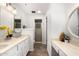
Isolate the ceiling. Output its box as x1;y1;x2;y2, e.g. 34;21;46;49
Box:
12;3;50;14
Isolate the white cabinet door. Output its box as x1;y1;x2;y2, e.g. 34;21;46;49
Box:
23;38;29;56
52;43;59;53
17;41;25;56
59;49;66;56
22;29;34;51
17;38;29;56
29;30;34;51
52;42;67;56
1;46;17;56
1;38;29;56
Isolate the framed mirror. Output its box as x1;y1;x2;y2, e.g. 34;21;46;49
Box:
67;5;79;39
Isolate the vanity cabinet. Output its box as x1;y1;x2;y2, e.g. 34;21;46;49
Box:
52;41;66;56
1;46;18;56
17;38;29;56
52;46;59;56
59;49;66;56
52;38;79;56
17;42;24;56
0;37;29;56
52;43;59;53
23;38;29;55
52;45;66;56
22;28;35;51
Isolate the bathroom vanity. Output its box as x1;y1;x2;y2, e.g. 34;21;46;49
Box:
52;38;79;56
0;35;30;56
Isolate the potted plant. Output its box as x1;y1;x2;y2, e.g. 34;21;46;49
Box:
0;25;13;39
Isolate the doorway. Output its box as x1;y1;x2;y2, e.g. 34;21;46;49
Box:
27;19;48;56
35;19;42;43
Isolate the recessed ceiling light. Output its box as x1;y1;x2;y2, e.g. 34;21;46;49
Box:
37;10;41;13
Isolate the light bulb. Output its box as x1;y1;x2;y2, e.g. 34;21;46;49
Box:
37;10;41;13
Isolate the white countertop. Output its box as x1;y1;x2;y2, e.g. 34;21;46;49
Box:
52;39;79;56
0;35;29;55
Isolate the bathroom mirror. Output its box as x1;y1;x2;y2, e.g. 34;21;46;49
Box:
67;5;79;38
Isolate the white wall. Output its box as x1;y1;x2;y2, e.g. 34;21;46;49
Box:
14;6;29;28
26;14;46;44
15;5;47;44
46;4;66;55
46;3;75;56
